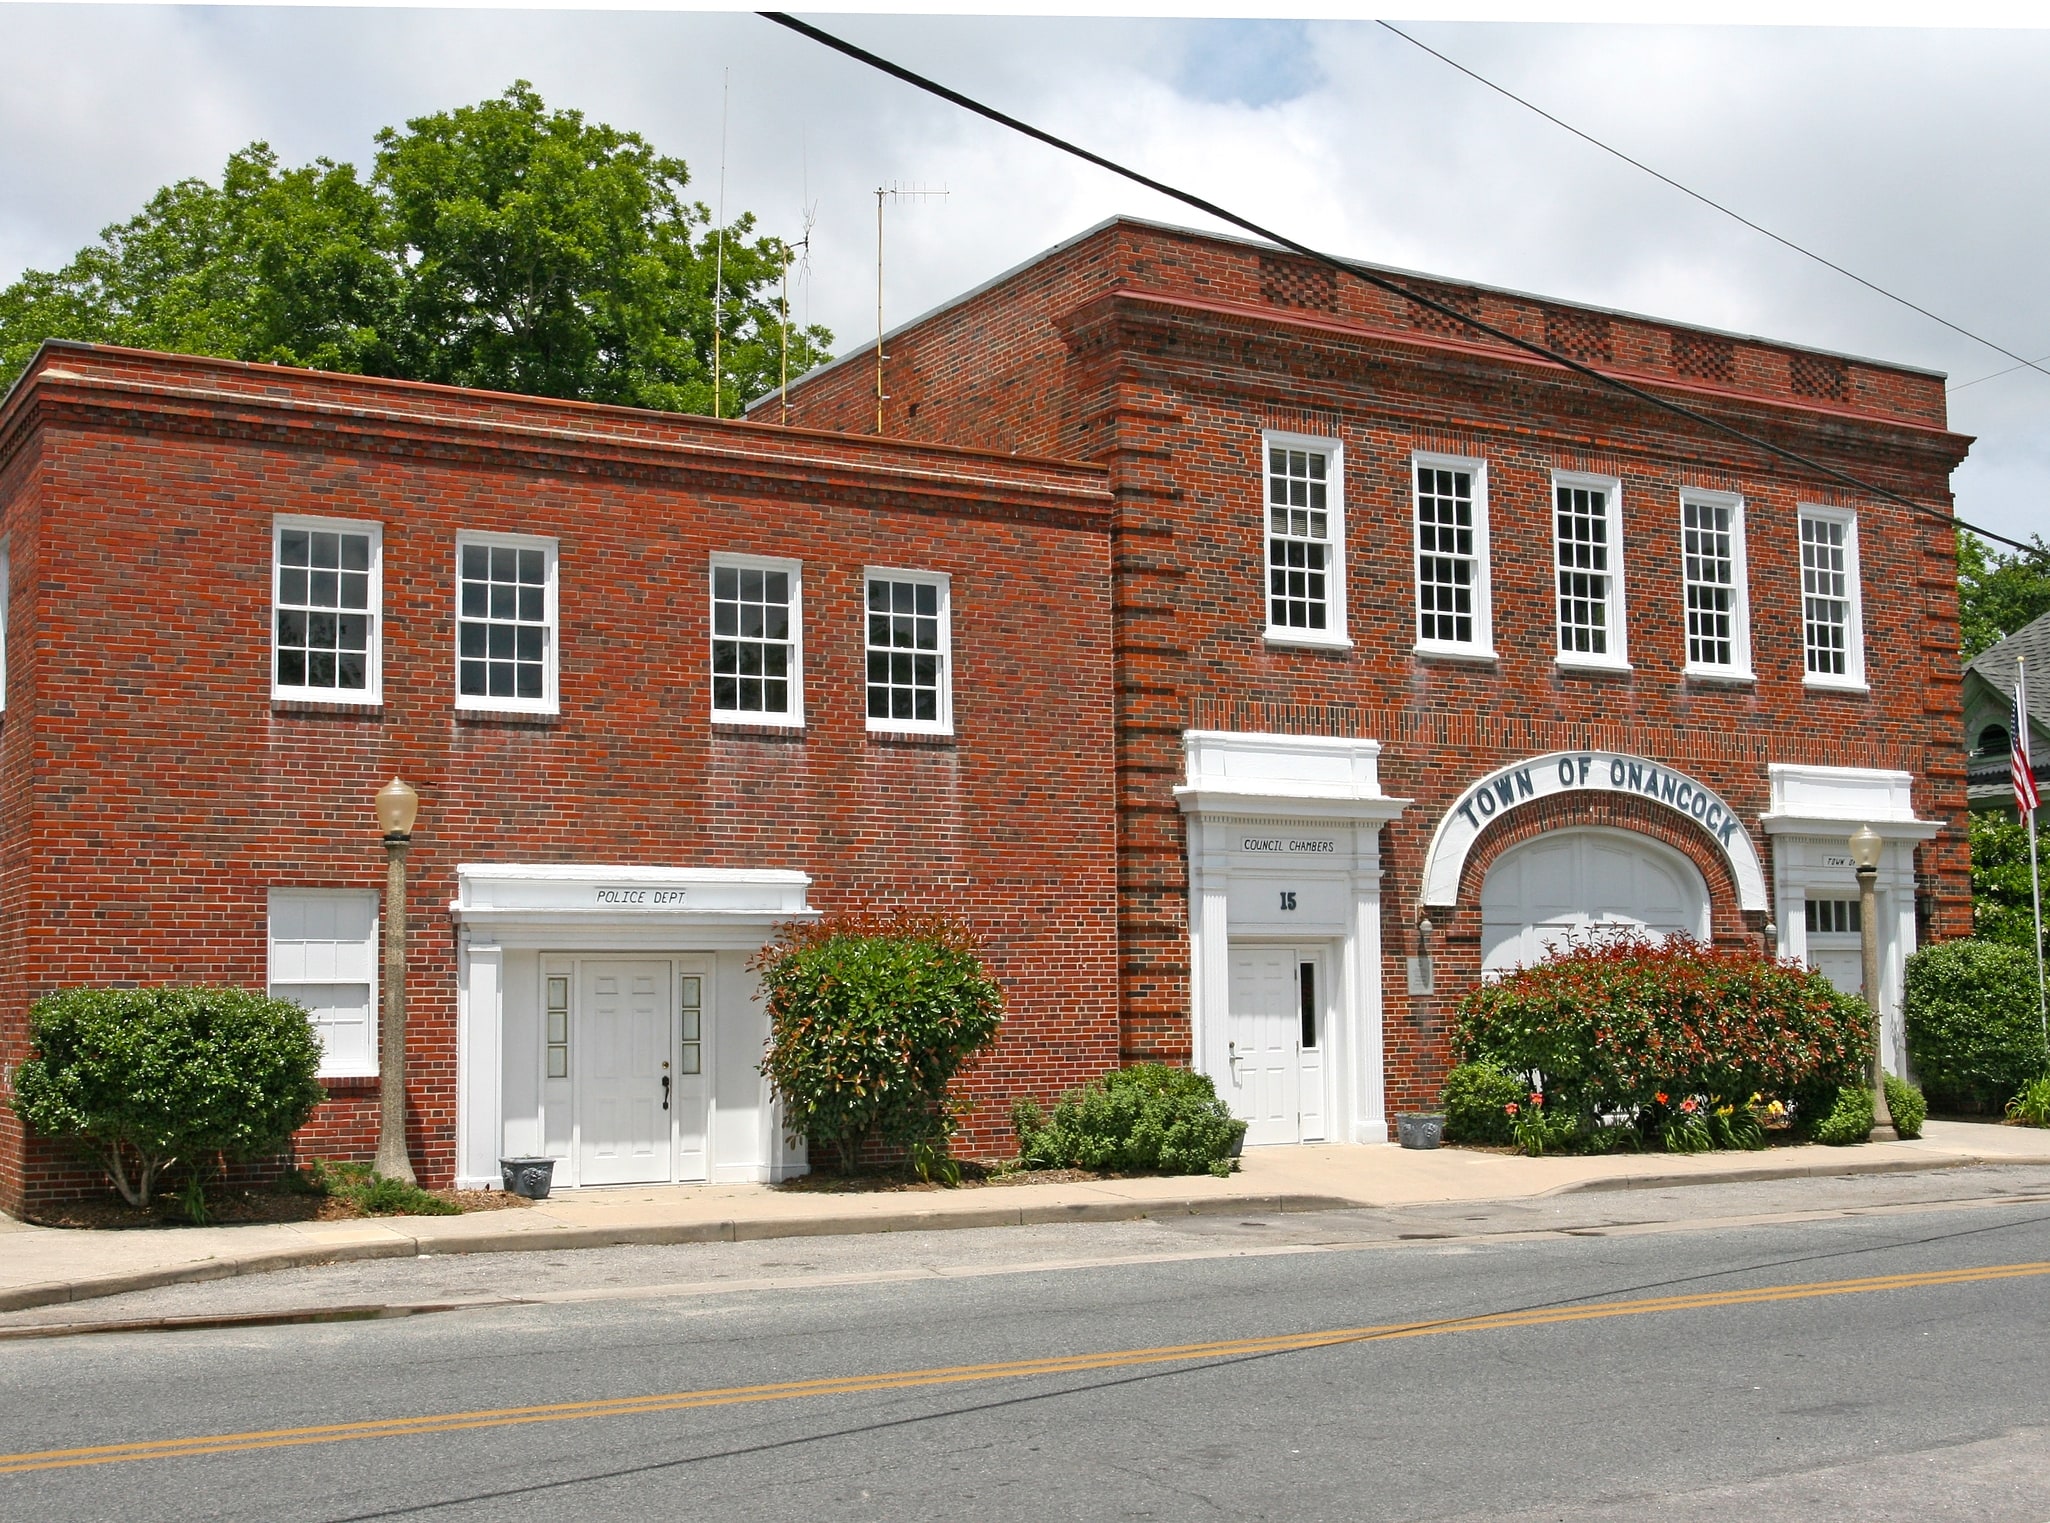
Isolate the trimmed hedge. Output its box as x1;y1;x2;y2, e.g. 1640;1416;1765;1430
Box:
1885;1073;1927;1140
1013;1064;1245;1178
1440;1061;1522;1144
11;986;325;1207
754;913;1003;1174
1454;932;1871;1126
1903;939;2047;1112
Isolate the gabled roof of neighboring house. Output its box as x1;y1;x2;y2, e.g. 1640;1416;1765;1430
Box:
1966;608;2050;728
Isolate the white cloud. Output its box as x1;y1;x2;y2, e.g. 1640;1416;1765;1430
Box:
1;8;2044;542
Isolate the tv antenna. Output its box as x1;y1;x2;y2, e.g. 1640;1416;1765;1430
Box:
777;202;816;426
875;182;948;434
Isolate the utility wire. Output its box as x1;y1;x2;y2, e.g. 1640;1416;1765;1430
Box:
1952;350;2050;394
759;12;2032;555
1376;20;2050;396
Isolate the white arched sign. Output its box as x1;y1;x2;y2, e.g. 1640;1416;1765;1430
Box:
1419;750;1768;912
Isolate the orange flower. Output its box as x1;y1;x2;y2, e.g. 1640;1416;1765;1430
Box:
1530;1091;1544;1106
1505;1102;1520;1116
1656;1092;1669;1105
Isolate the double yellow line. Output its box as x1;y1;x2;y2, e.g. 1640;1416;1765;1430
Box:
6;1257;2047;1477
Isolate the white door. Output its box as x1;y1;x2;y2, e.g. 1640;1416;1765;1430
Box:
577;960;673;1186
1225;946;1325;1146
1480;828;1711;977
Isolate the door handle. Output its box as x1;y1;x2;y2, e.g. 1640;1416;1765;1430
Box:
1228;1040;1238;1069
661;1073;672;1112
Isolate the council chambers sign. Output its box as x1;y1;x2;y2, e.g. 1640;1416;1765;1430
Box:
1419;750;1768;911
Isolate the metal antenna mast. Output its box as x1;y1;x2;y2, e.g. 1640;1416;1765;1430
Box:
778;203;815;426
874;182;947;434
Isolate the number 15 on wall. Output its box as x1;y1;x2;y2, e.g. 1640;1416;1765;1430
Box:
1279;891;1297;911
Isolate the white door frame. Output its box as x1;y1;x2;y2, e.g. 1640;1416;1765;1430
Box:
1177;731;1412;1146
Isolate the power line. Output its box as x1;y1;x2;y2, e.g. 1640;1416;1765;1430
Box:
1376;20;2050;396
1952;350;2050;394
758;12;2032;557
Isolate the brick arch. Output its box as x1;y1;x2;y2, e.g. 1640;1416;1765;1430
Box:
1449;789;1760;948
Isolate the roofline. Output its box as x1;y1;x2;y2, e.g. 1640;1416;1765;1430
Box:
754;212;1949;414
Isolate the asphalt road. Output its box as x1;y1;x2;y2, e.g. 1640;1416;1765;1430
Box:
6;1170;2050;1522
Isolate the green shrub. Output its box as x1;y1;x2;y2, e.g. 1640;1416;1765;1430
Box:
1014;1064;1245;1178
754;913;1004;1173
1884;1073;1927;1139
1811;1084;1875;1146
1506;1092;1579;1157
1454;932;1870;1123
1441;1061;1523;1144
1903;940;2048;1111
294;1158;459;1216
2007;1074;2050;1128
11;987;325;1208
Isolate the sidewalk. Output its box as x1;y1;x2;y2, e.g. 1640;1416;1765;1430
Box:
4;1119;2048;1314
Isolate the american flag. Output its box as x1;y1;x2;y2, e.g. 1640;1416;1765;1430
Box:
2018;676;2041;818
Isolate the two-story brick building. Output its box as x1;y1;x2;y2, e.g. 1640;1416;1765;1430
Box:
768;216;1967;1144
0;346;1119;1212
0;214;1972;1209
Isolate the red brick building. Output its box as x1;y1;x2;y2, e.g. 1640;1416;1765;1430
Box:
0;345;1119;1211
770;217;1966;1145
0;214;1973;1207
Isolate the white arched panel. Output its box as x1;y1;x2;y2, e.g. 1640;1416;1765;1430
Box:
1480;828;1711;977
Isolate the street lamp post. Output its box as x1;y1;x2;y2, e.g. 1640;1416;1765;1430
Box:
1850;823;1897;1143
374;777;420;1184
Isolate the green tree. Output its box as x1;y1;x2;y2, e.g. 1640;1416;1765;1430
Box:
1970;810;2050;957
0;82;828;414
1958;531;2050;660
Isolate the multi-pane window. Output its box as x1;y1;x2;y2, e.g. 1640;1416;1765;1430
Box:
866;572;950;731
268;890;377;1078
1414;459;1489;653
274;520;378;700
1553;477;1625;664
457;535;556;711
1799;509;1863;684
1805;898;1862;935
1264;438;1342;640
1681;494;1749;675
711;557;801;722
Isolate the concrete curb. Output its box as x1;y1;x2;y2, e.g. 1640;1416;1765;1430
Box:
0;1192;1362;1315
1543;1152;1988;1195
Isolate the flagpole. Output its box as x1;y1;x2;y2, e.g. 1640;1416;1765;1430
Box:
2022;655;2047;1038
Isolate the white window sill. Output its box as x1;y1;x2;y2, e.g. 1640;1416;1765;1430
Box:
456;701;559;718
867;722;954;738
1684;666;1756;684
318;1069;380;1082
712;712;805;728
273;690;382;706
1803;676;1871;694
1414;642;1499;664
1555;654;1632;674
1264;630;1353;651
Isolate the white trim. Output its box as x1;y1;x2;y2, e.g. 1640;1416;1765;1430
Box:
454;531;559;716
1797;504;1867;690
267;887;380;1079
1260;429;1348;649
1678;488;1754;681
1411;452;1496;661
709;553;804;727
271;515;383;704
1551;470;1630;672
863;566;953;735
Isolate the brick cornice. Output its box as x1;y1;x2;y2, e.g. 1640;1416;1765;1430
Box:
1056;289;1974;483
0;345;1114;532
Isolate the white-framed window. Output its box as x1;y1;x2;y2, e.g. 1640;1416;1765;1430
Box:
456;533;558;713
1412;454;1493;658
710;554;803;725
1679;490;1752;678
865;569;952;733
273;517;381;703
268;889;378;1078
1262;431;1348;646
1798;506;1866;688
1552;471;1628;669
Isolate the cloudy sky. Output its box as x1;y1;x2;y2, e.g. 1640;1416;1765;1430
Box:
2;4;2045;544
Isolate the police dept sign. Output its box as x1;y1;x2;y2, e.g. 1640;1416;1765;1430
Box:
1420;750;1768;911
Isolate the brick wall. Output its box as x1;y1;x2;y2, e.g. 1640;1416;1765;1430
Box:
0;346;1120;1210
778;216;1974;1122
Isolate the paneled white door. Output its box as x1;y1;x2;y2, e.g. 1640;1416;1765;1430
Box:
1227;946;1323;1147
577;960;673;1186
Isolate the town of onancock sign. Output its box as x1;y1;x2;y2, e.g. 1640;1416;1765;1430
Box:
1419;751;1770;911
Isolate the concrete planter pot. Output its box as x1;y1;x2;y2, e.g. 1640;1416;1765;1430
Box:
499;1156;557;1199
1396;1113;1446;1150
